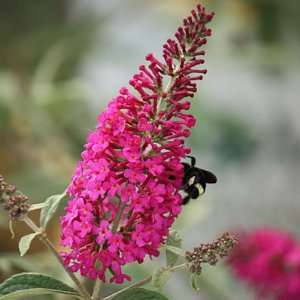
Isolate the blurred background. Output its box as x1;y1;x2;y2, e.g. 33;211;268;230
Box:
0;0;300;299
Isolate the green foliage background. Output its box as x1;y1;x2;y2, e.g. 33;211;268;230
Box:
0;0;300;299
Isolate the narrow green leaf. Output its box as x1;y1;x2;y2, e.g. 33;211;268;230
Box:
8;221;15;239
112;288;169;300
152;268;171;291
166;230;182;267
18;233;40;257
0;273;80;300
40;191;66;229
190;273;201;292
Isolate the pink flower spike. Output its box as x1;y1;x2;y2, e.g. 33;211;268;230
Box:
60;4;215;284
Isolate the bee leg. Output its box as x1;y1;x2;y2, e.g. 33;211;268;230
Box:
186;155;196;167
185;185;199;199
182;196;190;205
191;157;196;167
181;183;189;190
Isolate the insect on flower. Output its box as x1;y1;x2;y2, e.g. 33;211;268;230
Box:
181;156;217;205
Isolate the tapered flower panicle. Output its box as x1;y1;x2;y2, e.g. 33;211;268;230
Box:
61;4;214;283
228;228;300;300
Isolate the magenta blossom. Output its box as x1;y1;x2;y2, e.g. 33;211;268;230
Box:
60;4;214;283
227;228;300;300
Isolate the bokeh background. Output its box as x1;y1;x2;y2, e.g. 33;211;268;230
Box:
1;0;300;299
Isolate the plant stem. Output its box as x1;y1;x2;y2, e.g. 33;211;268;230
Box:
91;200;125;300
103;263;187;300
23;216;91;300
104;275;152;300
91;279;102;300
112;202;125;233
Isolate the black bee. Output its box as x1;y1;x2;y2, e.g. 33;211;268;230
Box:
181;156;217;205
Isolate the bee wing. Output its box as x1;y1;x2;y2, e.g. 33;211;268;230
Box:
201;169;217;184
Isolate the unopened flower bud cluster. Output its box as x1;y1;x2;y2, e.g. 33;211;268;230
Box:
0;175;30;220
186;232;237;274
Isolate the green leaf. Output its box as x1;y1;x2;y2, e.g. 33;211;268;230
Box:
112;288;169;300
152;268;171;291
166;230;182;267
40;191;66;229
190;273;201;292
18;233;40;257
0;273;80;299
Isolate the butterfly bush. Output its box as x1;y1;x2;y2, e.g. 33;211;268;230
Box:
60;4;214;284
228;228;300;300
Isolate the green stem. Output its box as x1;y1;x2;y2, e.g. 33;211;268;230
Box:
112;201;125;233
91;279;102;300
23;216;91;300
103;263;187;300
91;199;125;300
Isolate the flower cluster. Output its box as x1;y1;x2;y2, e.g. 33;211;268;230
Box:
0;174;30;220
227;228;300;300
60;4;214;284
186;232;237;274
